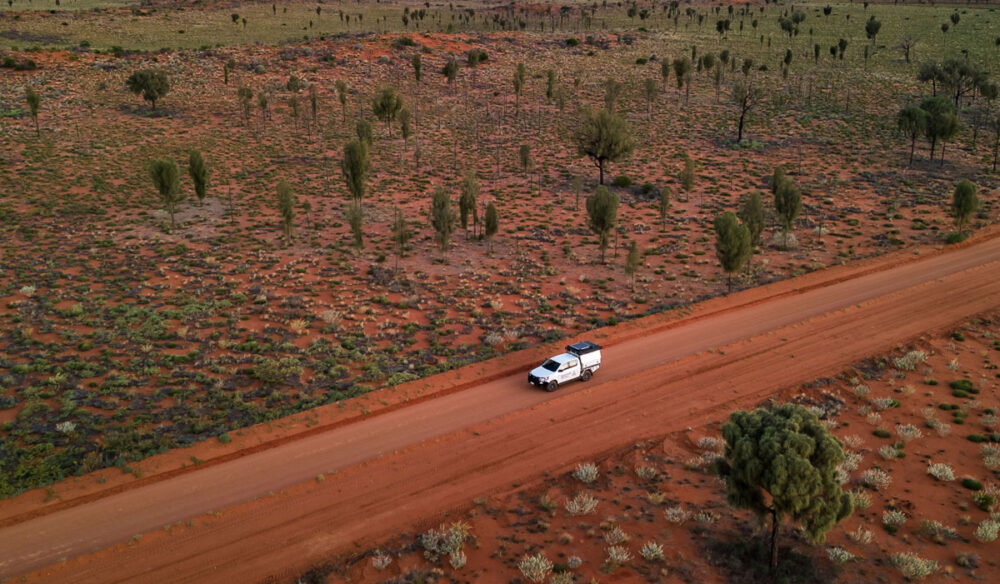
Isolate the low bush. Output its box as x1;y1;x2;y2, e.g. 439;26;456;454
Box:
961;477;983;491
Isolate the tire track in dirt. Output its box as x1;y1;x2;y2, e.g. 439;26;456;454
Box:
5;235;1000;583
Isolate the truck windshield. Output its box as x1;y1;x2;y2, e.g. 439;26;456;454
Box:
540;359;559;372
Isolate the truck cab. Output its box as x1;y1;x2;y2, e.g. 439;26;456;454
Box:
528;341;602;392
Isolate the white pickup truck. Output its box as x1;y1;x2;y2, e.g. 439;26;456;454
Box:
528;341;602;392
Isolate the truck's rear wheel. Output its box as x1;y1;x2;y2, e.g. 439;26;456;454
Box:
545;381;559;392
581;369;592;382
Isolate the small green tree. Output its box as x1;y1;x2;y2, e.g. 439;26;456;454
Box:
459;170;479;239
126;69;170;110
586;185;619;264
738;191;765;257
951;179;980;235
680;154;695;200
519;144;532;178
920;96;958;162
574;107;635;185
443;59;459;88
672;57;692;104
237;86;253;124
346;200;363;248
513;62;526;111
430;187;456;252
355;118;373;146
546;69;556;102
276;179;295;243
372;86;403;136
188;150;209;205
25;86;40;137
335;80;348;122
773;173;801;250
643;77;658;120
658;186;671;232
717;404;853;571
148;158;182;229
341;139;370;204
625;240;641;290
484;201;499;252
224;58;236;85
713;212;751;292
897;106;928;166
864;16;881;46
411;54;422;83
732;77;762;144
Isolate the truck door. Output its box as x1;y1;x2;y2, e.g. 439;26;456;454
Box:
561;360;579;382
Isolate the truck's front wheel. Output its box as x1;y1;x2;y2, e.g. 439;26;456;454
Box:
581;369;592;382
545;380;559;392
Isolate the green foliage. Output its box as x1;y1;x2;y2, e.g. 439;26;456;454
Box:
714;212;751;291
442;59;459;85
897;106;928;165
188;150;208;204
237;85;253;123
391;205;411;269
430;187;456;252
680;154;695;194
513;62;526;107
625;240;640;288
25;86;41;136
458;170;479;236
574;107;635;185
355;118;373;146
773;170;801;249
484;201;499;251
919;97;958;161
346;200;363;248
962;477;984;491
586;185;619;264
951;179;979;234
126;69;170;109
148;158;183;228
738;192;765;249
341;139;370;203
276;179;295;243
371;86;402;135
252;357;303;386
718;404;853;570
411;53;422;82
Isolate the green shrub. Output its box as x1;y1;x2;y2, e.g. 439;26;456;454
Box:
974;492;996;512
951;331;965;342
968;434;987;443
953;390;969;398
612;175;632;188
566;37;579;47
873;429;891;438
962;478;984;491
218;433;232;444
949;379;974;391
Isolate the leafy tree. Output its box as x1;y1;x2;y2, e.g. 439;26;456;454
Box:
484;201;499;252
391;205;411;272
717;404;853;571
680;154;695;199
346;201;363;248
738;191;765;253
126;69;169;110
714;212;751;292
372;86;402;136
411;54;422;83
356;118;373;146
917;61;942;96
672;57;692;104
940;58;988;109
149;158;183;229
586;185;619;264
224;58;236;85
897;106;928;166
25;86;40;137
341;139;370;204
276;179;295;244
837;38;848;60
513;62;526;110
237;86;254;124
574;107;635;185
920;96;958;162
660;59;670;90
399;108;412;152
732;77;762;144
459;170;479;239
951;179;980;235
430;187;456;252
897;36;917;64
864;16;881;46
603;78;624;111
257;91;270;124
546;69;556;102
625;240;641;290
188;150;209;205
773;172;801;249
285;75;302;93
287;94;301;129
443;59;459;87
658;186;671;232
519;144;532;178
335;80;348;122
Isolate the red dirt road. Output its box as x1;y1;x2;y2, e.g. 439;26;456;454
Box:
4;234;1000;583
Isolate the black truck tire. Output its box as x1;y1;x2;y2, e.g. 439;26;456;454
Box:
581;369;592;382
546;380;559;392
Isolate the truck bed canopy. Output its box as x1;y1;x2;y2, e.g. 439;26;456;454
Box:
566;341;601;355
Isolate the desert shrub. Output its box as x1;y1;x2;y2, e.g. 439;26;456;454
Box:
918;520;958;542
605;545;632;565
872;429;891;438
572;462;598;483
950;379;975;392
891;553;938;580
896;424;923;442
962;477;984;490
826;547;855;563
421;521;470;564
847;525;873;544
850;489;872;510
862;468;891;491
893;351;927;371
612;175;632;187
975;520;1000;542
566;556;583;569
878;445;901;460
518;552;553;583
218;433;232;444
872;397;898;411
635;465;658;480
639;541;664;561
974;491;997;512
664;505;689;524
883;509;907;534
852;384;870;398
927;463;955;481
697;436;726;452
371;550;392;570
840;451;863;472
603;525;629;545
982;444;1000;469
565;492;599;515
251;357;303;385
